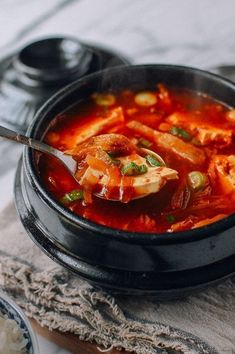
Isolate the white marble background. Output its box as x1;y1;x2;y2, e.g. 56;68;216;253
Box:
0;0;235;353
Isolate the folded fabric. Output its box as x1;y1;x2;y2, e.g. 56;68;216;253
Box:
0;202;234;354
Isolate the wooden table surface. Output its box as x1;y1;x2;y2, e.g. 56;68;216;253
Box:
31;320;129;354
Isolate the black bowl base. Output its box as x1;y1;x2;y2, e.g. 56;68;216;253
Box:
14;159;235;298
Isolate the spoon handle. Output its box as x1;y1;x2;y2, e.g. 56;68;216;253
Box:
0;125;61;158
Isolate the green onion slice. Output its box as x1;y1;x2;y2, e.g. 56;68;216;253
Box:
170;126;192;141
61;189;84;204
138;137;152;148
106;152;121;166
138;164;148;174
166;214;176;224
187;171;206;191
93;93;116;106
145;154;163;167
121;162;148;176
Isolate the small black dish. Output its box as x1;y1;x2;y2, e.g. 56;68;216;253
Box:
13;37;93;87
15;64;235;297
0;36;129;132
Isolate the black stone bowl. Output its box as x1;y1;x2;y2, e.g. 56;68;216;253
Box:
15;65;235;297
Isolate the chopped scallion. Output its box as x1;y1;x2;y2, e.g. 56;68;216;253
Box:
93;93;116;106
107;152;121;166
170;126;192;141
121;162;148;176
134;91;157;107
166;214;175;224
121;162;138;176
138;137;152;148
138;164;148;174
60;189;84;204
146;154;163;167
187;171;206;191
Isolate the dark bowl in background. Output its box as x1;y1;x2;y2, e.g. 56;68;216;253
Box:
14;65;235;297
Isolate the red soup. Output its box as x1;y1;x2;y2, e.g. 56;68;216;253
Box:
38;84;235;233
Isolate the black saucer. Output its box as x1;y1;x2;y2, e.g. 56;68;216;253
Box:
14;158;235;298
0;37;129;133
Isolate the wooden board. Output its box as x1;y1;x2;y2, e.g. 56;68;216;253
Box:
31;320;130;354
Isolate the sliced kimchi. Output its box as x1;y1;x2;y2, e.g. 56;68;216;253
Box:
208;155;235;194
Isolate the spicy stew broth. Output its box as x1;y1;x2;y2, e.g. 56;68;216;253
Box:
38;85;235;233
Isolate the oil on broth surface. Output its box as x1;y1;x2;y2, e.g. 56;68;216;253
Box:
38;85;235;233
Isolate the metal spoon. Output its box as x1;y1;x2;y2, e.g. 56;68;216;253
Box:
0;125;78;175
0;125;174;201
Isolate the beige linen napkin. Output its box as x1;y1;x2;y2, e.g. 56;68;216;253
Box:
0;202;234;354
